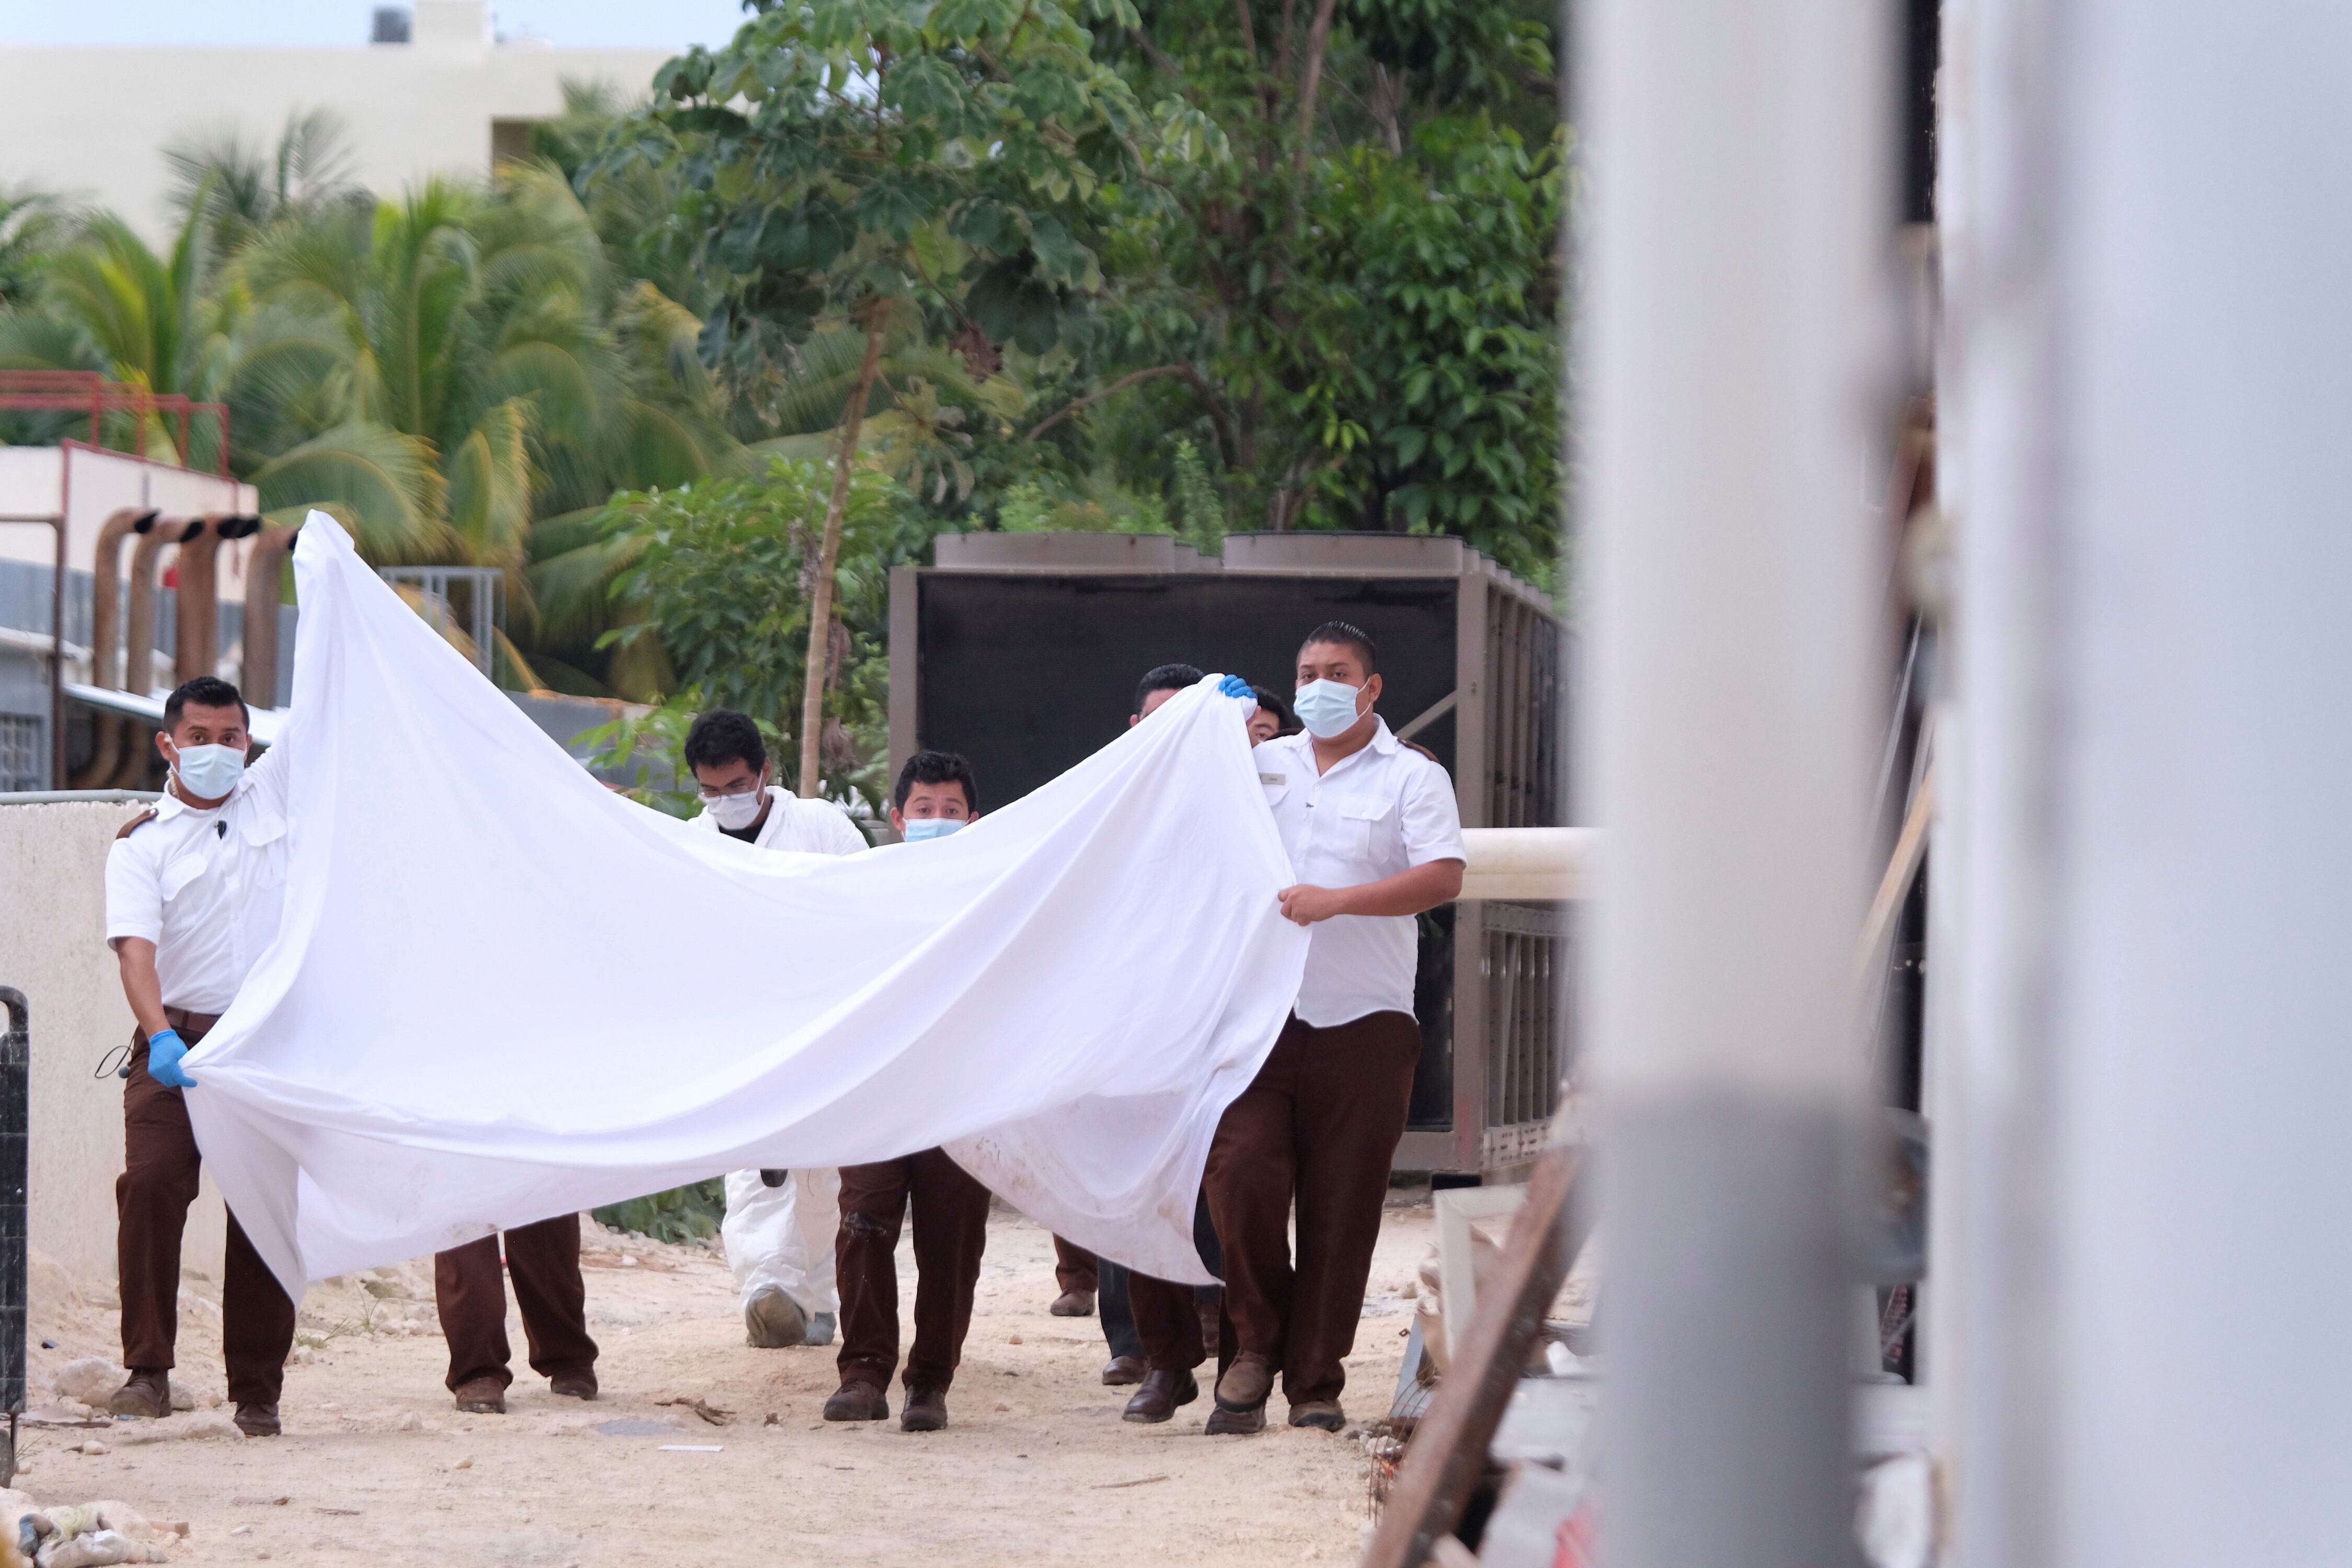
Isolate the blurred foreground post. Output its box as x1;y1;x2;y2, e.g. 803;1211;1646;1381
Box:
1935;2;2352;1564
1583;1;1883;1566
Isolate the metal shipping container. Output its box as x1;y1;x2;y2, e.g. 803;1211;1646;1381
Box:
887;531;1570;1174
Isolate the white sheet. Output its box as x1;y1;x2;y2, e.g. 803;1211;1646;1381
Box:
185;514;1305;1294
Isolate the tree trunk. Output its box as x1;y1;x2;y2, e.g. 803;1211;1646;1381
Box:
797;324;886;797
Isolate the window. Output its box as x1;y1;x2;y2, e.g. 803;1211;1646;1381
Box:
0;713;44;792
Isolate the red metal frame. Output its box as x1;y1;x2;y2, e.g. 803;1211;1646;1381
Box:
0;370;231;478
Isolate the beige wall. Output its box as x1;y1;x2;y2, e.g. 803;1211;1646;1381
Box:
0;9;674;239
0;798;226;1284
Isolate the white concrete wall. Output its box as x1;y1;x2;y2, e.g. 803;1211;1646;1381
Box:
0;3;674;235
0;798;227;1285
0;445;257;579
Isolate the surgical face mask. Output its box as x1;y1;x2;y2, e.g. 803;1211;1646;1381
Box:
901;817;965;843
171;742;246;800
705;787;766;832
1292;678;1367;740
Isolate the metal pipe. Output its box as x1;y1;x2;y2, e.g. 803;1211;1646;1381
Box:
1582;1;1884;1566
113;518;200;788
172;518;225;686
241;524;297;708
69;508;158;789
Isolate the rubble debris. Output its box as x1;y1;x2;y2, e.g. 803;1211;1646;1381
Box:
655;1398;732;1427
1;1496;172;1567
51;1363;127;1406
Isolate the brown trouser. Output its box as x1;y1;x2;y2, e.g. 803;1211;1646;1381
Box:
1052;1236;1097;1296
1203;1010;1420;1404
836;1147;991;1393
116;1009;297;1408
434;1215;598;1392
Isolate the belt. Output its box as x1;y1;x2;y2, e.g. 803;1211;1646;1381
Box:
163;1006;222;1035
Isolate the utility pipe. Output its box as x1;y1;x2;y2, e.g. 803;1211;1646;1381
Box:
171;518;225;687
69;508;159;790
114;518;201;788
240;524;297;709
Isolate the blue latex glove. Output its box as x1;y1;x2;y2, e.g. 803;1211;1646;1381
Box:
147;1028;199;1090
1217;674;1253;700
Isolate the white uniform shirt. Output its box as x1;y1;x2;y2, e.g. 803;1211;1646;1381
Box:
104;746;293;1016
687;785;869;856
1254;719;1467;1027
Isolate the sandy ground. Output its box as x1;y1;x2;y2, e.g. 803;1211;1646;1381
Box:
11;1195;1437;1565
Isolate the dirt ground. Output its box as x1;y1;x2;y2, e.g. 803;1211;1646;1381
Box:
11;1194;1437;1565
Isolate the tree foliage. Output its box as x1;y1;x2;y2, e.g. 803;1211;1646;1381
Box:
586;455;929;804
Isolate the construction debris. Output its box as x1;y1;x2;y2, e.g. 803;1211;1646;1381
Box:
0;1494;173;1567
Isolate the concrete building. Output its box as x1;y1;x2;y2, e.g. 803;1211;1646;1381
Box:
0;1;676;234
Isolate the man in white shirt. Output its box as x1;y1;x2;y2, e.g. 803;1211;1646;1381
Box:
1198;621;1466;1435
102;676;297;1437
684;708;869;1351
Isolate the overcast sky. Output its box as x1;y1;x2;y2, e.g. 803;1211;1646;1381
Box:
0;1;752;50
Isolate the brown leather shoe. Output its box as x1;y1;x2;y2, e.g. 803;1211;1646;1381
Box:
1048;1288;1096;1318
1204;1401;1266;1435
1101;1355;1147;1387
233;1402;282;1437
549;1369;598;1401
1213;1351;1274;1412
107;1369;170;1420
1287;1399;1346;1431
1121;1368;1198;1424
901;1386;948;1432
453;1376;508;1414
823;1379;889;1422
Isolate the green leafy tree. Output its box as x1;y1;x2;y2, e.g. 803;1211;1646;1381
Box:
602;0;1164;793
586;455;929;804
1022;0;1565;578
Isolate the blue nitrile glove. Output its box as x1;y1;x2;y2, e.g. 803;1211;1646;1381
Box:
147;1028;199;1090
1217;674;1253;700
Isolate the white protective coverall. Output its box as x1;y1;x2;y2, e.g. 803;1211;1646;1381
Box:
686;787;867;1320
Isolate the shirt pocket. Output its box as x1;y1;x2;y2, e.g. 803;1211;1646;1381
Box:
241;810;290;888
159;845;211;902
1336;793;1396;863
1259;769;1292;810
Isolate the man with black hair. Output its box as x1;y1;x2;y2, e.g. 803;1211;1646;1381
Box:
826;749;990;1432
1194;619;1465;1435
683;708;869;1352
102;676;297;1436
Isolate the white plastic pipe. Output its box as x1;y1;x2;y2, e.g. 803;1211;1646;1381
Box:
1456;827;1595;902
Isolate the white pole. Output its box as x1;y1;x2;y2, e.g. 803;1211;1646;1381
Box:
1936;2;2352;1564
1582;1;1884;1565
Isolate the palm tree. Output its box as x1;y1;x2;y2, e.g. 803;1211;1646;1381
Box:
224;164;736;686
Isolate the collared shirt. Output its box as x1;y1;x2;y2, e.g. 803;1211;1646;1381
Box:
104;746;293;1015
688;785;869;857
1254;718;1466;1027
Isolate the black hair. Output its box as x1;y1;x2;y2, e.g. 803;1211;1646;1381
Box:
1299;620;1378;677
1133;662;1205;716
1251;686;1297;732
683;709;766;775
163;675;249;732
893;749;978;814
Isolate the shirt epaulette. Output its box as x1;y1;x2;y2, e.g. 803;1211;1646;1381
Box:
1402;740;1443;766
115;808;157;840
